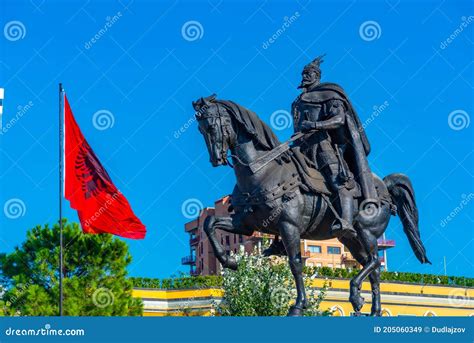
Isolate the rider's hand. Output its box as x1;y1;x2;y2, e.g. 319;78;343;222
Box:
301;120;316;132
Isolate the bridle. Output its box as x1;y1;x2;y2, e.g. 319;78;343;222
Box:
198;102;234;168
215;104;233;168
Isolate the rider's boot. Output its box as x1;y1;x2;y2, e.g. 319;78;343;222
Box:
331;188;357;239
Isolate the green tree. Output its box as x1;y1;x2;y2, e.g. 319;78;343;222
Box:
214;251;331;316
0;220;142;316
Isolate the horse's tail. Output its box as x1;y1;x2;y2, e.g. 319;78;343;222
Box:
383;173;431;264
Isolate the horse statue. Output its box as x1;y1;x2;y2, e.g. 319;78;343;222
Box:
192;94;430;316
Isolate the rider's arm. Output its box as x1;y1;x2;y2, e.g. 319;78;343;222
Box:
313;99;346;130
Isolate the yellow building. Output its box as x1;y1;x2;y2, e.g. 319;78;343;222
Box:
133;278;474;317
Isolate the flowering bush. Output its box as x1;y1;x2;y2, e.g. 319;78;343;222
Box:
214;252;331;316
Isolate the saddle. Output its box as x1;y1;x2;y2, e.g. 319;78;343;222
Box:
289;146;330;195
230;144;391;211
230;147;330;209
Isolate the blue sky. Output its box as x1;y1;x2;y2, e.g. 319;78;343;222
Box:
1;0;472;279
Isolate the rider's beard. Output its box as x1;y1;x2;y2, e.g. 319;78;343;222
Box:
298;78;319;91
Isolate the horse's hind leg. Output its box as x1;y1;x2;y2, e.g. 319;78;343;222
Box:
348;231;381;315
339;234;381;316
203;215;253;270
368;267;381;316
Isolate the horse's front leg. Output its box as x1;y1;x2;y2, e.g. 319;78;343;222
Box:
203;215;253;270
280;221;307;316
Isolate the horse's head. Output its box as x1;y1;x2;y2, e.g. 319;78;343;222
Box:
193;94;236;167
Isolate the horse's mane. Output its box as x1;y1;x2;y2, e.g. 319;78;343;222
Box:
216;100;280;150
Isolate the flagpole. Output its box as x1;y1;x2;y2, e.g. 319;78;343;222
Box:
59;83;64;316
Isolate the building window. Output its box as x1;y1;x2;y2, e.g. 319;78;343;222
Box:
308;245;321;253
239;235;243;243
200;242;203;255
225;236;230;246
234;235;236;244
328;246;341;254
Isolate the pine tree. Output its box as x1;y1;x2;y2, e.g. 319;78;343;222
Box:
0;220;142;316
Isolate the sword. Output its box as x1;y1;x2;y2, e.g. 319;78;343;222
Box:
248;132;305;174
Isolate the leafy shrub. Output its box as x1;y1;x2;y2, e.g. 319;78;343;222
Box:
214;253;331;317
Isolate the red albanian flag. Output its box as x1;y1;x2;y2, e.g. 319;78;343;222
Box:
64;96;146;239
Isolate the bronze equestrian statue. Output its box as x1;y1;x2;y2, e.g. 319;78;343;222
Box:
192;56;430;316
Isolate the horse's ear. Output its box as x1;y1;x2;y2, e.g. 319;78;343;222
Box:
202;93;217;106
193;97;206;112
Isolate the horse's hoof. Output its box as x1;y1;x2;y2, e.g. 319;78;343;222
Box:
262;241;286;257
287;305;304;317
225;257;238;270
370;311;382;317
350;295;365;312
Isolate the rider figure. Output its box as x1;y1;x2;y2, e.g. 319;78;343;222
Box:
291;55;378;238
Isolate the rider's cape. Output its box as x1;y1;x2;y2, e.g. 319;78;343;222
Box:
297;82;377;200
